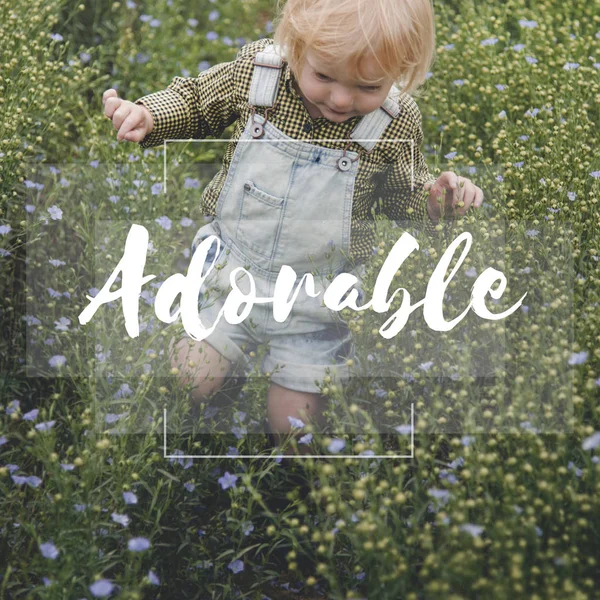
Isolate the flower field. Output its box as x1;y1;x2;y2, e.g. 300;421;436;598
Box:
1;0;599;598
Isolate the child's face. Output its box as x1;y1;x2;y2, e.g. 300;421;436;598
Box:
294;49;395;122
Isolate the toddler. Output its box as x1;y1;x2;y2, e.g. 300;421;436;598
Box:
103;0;483;455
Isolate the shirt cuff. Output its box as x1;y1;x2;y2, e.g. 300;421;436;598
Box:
134;88;195;149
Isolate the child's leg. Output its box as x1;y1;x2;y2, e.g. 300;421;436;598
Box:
169;337;231;404
266;382;327;457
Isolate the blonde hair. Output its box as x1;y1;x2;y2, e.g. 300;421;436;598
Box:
273;0;435;97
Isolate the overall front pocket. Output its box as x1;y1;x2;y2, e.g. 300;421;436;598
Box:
236;179;285;258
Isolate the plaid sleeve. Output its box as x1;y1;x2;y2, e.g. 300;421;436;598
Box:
134;59;240;148
376;99;440;238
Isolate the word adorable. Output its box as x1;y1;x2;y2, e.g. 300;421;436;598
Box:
78;224;526;340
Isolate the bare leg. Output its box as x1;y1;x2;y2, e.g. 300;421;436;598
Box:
266;382;327;457
168;337;231;404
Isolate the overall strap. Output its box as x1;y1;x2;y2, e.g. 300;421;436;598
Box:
248;43;284;107
350;86;402;152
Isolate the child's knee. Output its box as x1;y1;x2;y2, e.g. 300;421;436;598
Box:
168;337;231;402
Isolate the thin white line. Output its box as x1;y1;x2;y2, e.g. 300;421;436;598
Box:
163;138;414;143
162;404;415;459
163;140;167;195
411;401;415;458
410;139;415;191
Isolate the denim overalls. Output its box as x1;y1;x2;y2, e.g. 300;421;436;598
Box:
187;44;401;393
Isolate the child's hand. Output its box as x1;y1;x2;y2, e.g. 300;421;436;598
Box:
102;88;154;143
424;172;484;223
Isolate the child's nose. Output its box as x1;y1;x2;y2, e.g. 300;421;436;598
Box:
330;87;354;110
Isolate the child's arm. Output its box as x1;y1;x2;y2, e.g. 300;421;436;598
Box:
108;41;271;148
132;57;241;149
375;101;440;237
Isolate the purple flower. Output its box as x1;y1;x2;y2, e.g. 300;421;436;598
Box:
184;177;200;189
591;171;600;178
23;408;39;421
242;521;254;536
518;19;537;28
184;482;195;492
35;420;56;432
54;317;71;331
0;435;7;446
582;431;600;450
563;62;580;70
198;61;211;71
461;435;475;446
48;205;63;220
443;43;455;50
148;570;160;585
12;475;42;487
453;79;465;86
568;351;588;365
568;192;577;201
114;383;133;399
25;204;35;213
218;472;238;490
206;31;218;41
495;84;506;91
89;579;114;597
460;523;484;537
49;259;66;267
481;37;498;46
150;183;162;195
49;355;66;368
123;491;138;504
419;361;434;371
155;216;172;231
40;542;59;559
525;56;538;64
0;225;11;235
110;513;131;529
444;151;457;159
128;537;151;551
208;9;219;20
7;399;20;414
525;229;539;238
394;424;412;435
187;18;198;26
149;18;161;27
328;438;345;453
299;433;313;445
60;463;74;471
287;416;305;429
228;559;244;574
50;33;64;42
